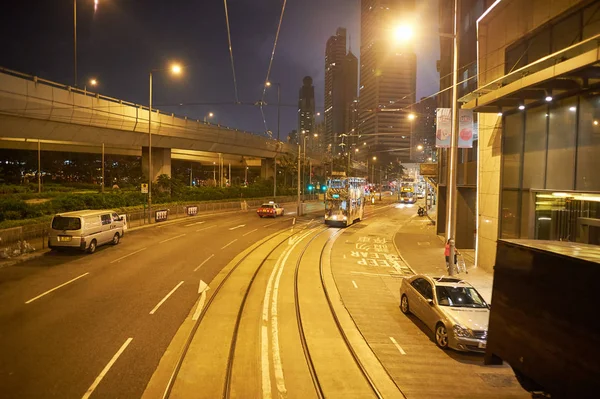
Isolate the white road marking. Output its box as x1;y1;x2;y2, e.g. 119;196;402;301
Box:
243;228;258;236
390;336;407;355
196;225;216;232
110;247;147;264
350;271;402;277
185;221;206;227
220;239;238;250
192;280;210;321
194;254;214;272
228;224;246;231
149;281;184;314
81;337;133;399
352;280;358;289
159;234;186;244
264;221;279;227
25;273;89;304
261;324;272;399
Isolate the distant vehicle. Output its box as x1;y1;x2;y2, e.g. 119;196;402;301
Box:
399;183;418;204
256;202;284;218
417;190;425;199
400;275;489;352
325;176;366;227
48;210;125;254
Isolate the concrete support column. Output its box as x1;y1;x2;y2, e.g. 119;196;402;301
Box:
142;146;171;182
260;158;275;180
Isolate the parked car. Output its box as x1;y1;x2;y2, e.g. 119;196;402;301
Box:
256;202;284;218
48;210;125;254
399;275;489;352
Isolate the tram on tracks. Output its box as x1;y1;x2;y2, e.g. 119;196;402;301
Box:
324;175;366;227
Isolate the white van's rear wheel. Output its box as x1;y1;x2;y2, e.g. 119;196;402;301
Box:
112;233;120;245
87;240;97;254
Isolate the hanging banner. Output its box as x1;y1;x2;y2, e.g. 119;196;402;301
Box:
458;109;474;148
436;108;451;148
435;108;474;148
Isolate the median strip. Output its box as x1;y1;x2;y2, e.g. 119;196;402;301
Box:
149;281;185;315
159;234;186;244
110;247;147;264
25;272;89;304
81;337;133;399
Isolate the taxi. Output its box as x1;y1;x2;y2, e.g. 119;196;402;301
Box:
257;202;284;218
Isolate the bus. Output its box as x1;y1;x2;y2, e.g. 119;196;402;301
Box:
325;176;366;227
399;182;418;204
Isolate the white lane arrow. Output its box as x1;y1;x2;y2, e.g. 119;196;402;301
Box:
228;224;246;231
192;280;210;321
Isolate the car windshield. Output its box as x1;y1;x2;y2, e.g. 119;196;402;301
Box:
52;216;81;231
435;285;487;308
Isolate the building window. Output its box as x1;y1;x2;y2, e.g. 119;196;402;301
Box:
501;190;520;239
576;93;600;191
523;104;547;189
502;113;524;189
551;13;581;53
546;98;577;190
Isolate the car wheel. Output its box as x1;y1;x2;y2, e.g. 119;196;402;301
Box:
112;233;120;245
435;323;449;349
400;295;410;314
87;239;97;254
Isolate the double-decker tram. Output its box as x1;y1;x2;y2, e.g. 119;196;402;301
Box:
324;175;366;227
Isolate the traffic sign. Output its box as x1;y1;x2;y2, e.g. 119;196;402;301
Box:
141;183;149;194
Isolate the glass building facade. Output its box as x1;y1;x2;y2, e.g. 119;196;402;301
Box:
500;92;600;244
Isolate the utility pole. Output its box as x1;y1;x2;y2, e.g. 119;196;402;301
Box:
148;71;153;224
101;142;105;193
297;144;301;216
37;140;41;193
446;0;461;275
73;0;77;87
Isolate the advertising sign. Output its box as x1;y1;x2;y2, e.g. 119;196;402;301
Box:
436;108;451;148
436;108;474;148
155;209;168;222
141;183;149;194
186;205;198;216
419;163;438;177
458;109;474;148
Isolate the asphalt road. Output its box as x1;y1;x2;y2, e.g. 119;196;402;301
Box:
0;199;393;399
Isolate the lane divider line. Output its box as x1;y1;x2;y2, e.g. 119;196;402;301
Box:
220;239;237;250
196;225;216;232
264;221;279;227
149;281;184;315
352;280;358;289
389;336;407;355
25;273;89;304
243;228;258;237
194;254;215;272
159;234;186;244
228;224;246;231
185;221;206;227
81;337;133;399
110;247;147;264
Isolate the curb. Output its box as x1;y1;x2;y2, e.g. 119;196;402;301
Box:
0;249;50;269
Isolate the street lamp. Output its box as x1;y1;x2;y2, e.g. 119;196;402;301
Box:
265;81;281;199
408;113;416;121
417;144;424;151
393;24;414;42
147;62;182;222
204;112;214;123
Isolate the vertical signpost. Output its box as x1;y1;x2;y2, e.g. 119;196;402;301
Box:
141;183;149;223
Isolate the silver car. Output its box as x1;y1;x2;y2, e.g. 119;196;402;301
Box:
399;275;490;352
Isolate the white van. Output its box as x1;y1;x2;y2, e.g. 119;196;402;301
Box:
48;210;125;254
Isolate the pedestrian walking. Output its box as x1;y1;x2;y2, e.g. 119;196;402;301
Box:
445;239;460;274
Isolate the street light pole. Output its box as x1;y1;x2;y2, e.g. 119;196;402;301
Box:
274;83;280;199
446;0;460;275
297;144;301;216
148;71;153;224
73;0;77;87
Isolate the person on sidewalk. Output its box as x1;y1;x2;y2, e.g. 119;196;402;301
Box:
444;239;461;274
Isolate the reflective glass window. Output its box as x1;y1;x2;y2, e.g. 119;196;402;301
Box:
547;98;577;190
502;113;523;189
577;94;600;191
523;105;547;189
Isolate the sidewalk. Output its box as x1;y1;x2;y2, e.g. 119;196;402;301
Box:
394;209;494;302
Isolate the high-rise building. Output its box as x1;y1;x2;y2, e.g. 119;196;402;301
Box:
325;27;358;152
298;76;315;137
411;96;437;163
358;0;417;163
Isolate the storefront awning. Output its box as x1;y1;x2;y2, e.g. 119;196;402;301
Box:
461;33;600;113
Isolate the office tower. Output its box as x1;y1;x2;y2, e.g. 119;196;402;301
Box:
358;0;417;163
298;76;316;137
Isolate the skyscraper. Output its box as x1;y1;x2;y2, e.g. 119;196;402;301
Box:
358;0;417;163
324;28;358;154
298;76;315;138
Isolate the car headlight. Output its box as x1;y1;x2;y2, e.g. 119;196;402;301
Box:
453;324;473;338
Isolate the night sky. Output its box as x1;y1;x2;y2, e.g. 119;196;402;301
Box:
0;0;439;137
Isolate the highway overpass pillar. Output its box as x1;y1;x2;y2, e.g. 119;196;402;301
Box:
142;146;171;182
260;158;275;181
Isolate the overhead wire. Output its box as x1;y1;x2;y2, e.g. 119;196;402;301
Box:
258;0;288;136
223;0;240;104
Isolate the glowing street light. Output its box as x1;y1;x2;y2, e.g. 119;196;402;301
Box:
171;63;182;75
393;24;414;42
417;144;424;151
408;113;416;120
89;78;98;86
